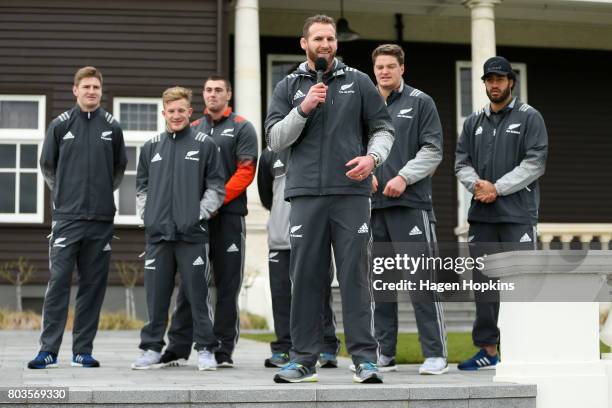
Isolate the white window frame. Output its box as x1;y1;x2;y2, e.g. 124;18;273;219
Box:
112;97;164;225
454;61;528;236
0;95;46;223
266;54;305;107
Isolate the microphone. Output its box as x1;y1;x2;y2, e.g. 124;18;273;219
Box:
315;57;327;83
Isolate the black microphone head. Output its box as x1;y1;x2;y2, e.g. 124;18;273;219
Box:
315;57;327;72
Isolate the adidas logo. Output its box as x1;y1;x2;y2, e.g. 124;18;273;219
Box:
357;223;369;234
290;225;303;238
221;128;234;137
53;237;67;247
475;126;483;136
103;243;111;251
101;130;112;141
339;82;355;94
506;123;521;134
193;256;205;266
293;89;306;100
227;243;239;253
63;131;75;140
273;159;284;169
409;226;422;236
397;107;413;119
519;233;532;243
151;153;162;162
185;150;199;161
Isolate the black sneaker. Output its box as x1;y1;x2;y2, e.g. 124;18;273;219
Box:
265;353;290;368
215;352;234;368
158;350;188;368
316;352;338;368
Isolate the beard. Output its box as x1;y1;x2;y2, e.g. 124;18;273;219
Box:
306;47;336;69
486;86;512;104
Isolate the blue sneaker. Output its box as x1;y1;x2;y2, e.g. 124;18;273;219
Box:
316;352;338;368
71;353;100;368
353;362;383;383
27;351;58;369
273;362;318;383
457;349;499;371
265;353;290;368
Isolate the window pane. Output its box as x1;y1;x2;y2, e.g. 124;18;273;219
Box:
0;144;16;168
460;67;472;117
0;173;15;212
125;147;136;171
271;61;301;92
0;101;38;129
20;144;38;169
19;173;37;213
119;174;136;215
120;103;158;131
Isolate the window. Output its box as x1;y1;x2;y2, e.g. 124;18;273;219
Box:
0;95;46;223
455;61;528;234
112;97;164;225
266;54;305;107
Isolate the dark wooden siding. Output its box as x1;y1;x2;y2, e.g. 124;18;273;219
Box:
259;37;612;243
0;0;227;285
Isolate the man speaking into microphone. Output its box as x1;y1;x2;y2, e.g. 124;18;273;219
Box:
265;14;394;384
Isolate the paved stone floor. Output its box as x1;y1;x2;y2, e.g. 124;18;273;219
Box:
0;331;536;407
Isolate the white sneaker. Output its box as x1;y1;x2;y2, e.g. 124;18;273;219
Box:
376;354;398;372
131;350;161;370
419;357;449;375
197;350;217;371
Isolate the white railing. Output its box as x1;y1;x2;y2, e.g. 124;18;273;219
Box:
455;223;612;249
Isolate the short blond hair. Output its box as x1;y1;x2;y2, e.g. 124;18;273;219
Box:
162;86;192;106
74;66;102;86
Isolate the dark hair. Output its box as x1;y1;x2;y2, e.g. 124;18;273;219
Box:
371;44;405;66
204;75;232;93
302;14;336;38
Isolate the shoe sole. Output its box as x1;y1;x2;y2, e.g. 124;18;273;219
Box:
28;363;58;369
273;373;318;383
131;364;159;370
198;366;217;371
458;365;497;371
419;366;449;375
217;362;234;368
156;358;188;369
378;365;397;373
70;362;100;368
316;361;338;368
352;374;383;384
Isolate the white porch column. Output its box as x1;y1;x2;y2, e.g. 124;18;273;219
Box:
457;0;500;238
234;0;273;327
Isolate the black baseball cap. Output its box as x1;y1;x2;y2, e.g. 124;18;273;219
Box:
481;56;515;80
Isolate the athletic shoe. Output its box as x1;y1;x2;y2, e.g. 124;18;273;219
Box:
457;349;499;371
419;357;449;375
131;350;161;370
316;352;338;368
273;362;318;383
352;362;383;383
159;350;189;368
197;350;217;371
215;352;234;368
349;354;397;373
265;353;290;368
27;351;58;369
71;353;100;368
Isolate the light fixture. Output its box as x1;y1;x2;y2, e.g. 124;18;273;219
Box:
336;0;359;42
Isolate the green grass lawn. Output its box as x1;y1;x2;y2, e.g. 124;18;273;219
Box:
242;332;612;364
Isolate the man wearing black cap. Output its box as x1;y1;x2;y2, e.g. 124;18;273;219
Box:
455;56;548;370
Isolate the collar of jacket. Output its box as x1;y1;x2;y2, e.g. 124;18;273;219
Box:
385;79;405;105
485;96;517;117
164;125;191;140
295;59;346;80
77;106;101;120
203;106;232;124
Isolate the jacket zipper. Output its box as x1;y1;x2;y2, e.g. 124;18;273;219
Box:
318;76;325;195
85;111;91;218
170;132;176;234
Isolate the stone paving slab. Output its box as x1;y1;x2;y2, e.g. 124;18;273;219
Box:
0;331;535;407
